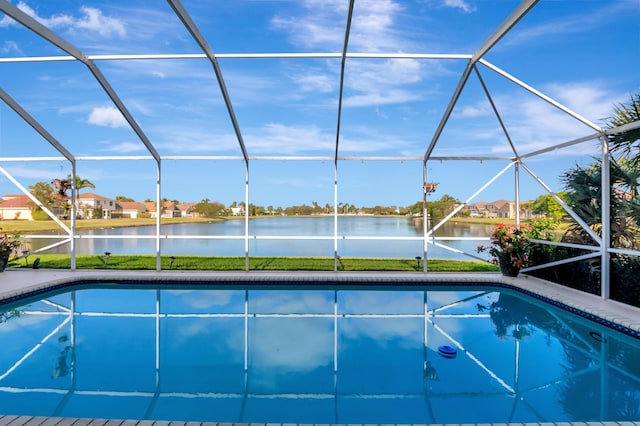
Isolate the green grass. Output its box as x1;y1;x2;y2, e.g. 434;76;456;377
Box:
0;217;223;233
7;254;499;272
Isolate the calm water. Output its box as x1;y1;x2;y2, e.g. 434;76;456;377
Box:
31;217;493;260
0;284;638;423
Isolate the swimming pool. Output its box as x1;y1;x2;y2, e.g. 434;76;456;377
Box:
0;282;638;424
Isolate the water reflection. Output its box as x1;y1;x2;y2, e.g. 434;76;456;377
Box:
28;217;494;260
0;286;637;423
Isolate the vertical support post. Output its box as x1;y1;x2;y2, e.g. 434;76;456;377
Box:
244;162;250;272
155;161;162;271
70;164;77;270
514;161;520;225
422;161;428;272
601;135;611;299
333;161;339;272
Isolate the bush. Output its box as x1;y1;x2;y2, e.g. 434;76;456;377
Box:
31;209;53;220
611;255;640;307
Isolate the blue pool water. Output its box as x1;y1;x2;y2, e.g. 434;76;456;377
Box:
0;283;638;423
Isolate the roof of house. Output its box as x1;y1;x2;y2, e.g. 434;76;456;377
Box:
486;199;510;209
118;201;147;210
177;202;196;211
78;193;113;201
0;194;30;208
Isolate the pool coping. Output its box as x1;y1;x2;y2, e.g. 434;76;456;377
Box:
1;268;639;336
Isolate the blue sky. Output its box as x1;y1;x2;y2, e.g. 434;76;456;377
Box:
0;0;638;209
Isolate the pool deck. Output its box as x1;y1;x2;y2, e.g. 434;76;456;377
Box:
0;268;639;426
1;416;637;426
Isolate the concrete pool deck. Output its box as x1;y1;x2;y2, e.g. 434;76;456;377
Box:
0;268;639;426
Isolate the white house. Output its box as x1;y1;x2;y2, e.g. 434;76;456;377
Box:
116;201;148;218
78;193;117;219
143;201;182;218
177;202;197;217
0;194;33;220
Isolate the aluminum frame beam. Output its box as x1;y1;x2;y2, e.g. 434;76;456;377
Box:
0;53;474;63
167;0;249;163
333;0;355;161
471;0;539;63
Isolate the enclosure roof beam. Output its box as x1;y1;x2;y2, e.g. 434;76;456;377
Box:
0;0;161;163
167;0;249;163
0;52;473;63
0;88;75;163
471;0;539;64
605;120;640;136
422;60;474;162
334;0;355;163
423;0;540;162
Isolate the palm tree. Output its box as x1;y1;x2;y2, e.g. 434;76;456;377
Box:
605;93;640;165
67;174;96;218
561;94;640;248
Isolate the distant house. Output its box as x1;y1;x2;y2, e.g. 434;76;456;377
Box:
143;201;181;218
116;201;148;219
0;194;33;220
177;202;197;217
143;202;158;218
231;206;244;216
78;193;116;219
467;200;520;219
484;200;515;219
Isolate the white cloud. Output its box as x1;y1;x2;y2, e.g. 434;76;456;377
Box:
247;123;335;154
271;0;407;52
99;141;145;153
431;80;622;158
0;13;15;27
456;104;490;118
0;40;22;55
349;0;404;51
503;2;634;49
2;1;125;37
341;59;427;107
442;0;476;13
343;89;422;108
3;165;63;180
293;71;336;93
166;290;236;310
74;7;126;38
499;82;615;142
268;2;451;109
88;106;129;128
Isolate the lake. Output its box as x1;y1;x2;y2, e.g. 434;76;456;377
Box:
30;217;494;260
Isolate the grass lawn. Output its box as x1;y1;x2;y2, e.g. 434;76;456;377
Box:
0;217;223;233
7;254;499;272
